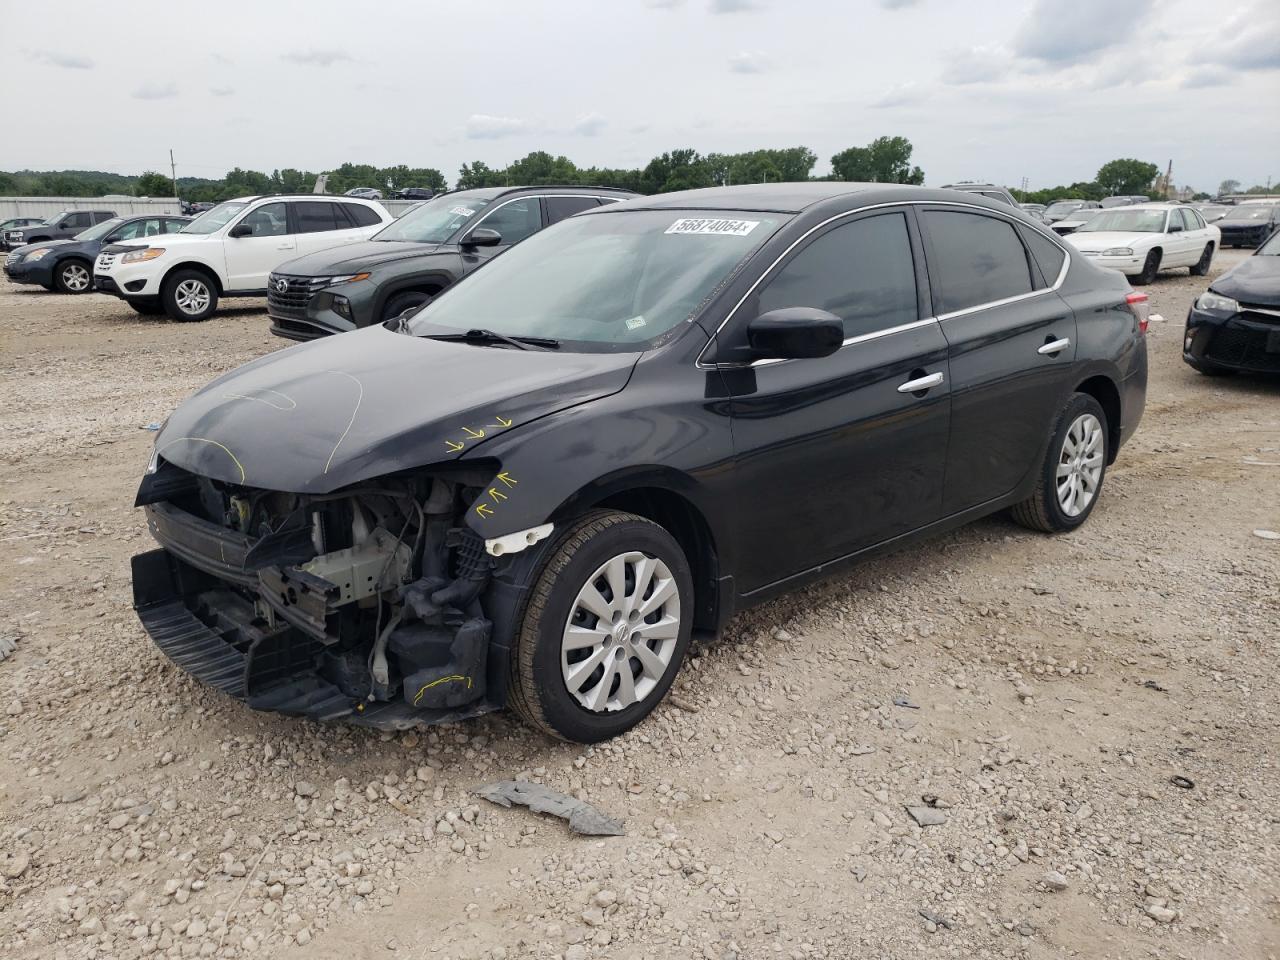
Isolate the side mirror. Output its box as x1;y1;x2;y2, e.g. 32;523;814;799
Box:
747;307;844;360
460;227;502;249
1168;223;1183;233
228;223;254;238
104;235;121;243
59;221;73;229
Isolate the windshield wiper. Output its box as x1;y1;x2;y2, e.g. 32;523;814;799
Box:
423;328;560;351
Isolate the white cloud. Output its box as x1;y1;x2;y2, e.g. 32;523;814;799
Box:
870;82;923;108
940;46;1010;85
1195;5;1280;71
710;0;760;12
466;114;529;139
1014;0;1153;64
26;49;93;70
1181;67;1232;89
880;0;920;7
572;113;608;136
209;86;235;97
282;49;352;67
132;81;178;101
729;51;771;74
644;0;685;7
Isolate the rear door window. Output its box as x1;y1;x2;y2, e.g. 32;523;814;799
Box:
546;196;601;225
922;210;1034;314
294;201;349;233
755;211;919;340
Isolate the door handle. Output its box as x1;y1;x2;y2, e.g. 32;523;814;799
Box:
1038;337;1071;356
897;371;944;394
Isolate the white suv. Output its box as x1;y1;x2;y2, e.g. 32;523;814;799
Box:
93;195;393;321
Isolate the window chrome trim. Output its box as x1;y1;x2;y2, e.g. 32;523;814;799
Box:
695;199;1072;369
469;193;610;235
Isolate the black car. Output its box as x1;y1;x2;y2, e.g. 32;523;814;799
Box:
4;214;190;293
267;185;636;341
1216;204;1280;248
3;209;117;250
1184;229;1280;375
0;217;43;250
131;183;1148;742
395;187;435;200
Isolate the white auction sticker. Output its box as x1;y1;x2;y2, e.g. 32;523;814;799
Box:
665;218;759;237
450;206;476;217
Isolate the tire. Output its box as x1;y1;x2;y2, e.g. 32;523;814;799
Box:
53;259;92;294
381;290;434;324
128;298;164;316
161;269;218;322
1010;393;1108;534
507;510;694;743
1189;243;1214;276
1132;249;1161;285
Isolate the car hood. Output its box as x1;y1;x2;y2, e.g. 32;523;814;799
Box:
275;240;444;276
151;325;640;494
10;239;73;256
1211;254;1280;305
1065;231;1158;249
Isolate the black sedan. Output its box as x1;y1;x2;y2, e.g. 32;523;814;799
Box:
1217;203;1280;248
4;214;189;293
1184;229;1280;375
130;183;1148;742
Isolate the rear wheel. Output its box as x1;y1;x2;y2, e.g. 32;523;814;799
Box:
162;269;218;322
381;290;433;324
1011;393;1108;534
1189;242;1214;276
508;510;694;742
53;259;92;294
1133;249;1161;285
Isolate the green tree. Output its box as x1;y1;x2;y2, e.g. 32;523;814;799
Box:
1217;179;1240;196
1095;159;1159;196
135;171;174;197
831;136;924;184
457;161;502;190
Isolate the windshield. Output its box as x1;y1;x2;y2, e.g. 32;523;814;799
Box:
180;201;248;235
1223;205;1275;221
1063;208;1102;222
406;209;785;350
374;194;493;243
1045;201;1083;216
74;218;124;242
1076;210;1168;233
1258;231;1280;255
1100;197;1133;207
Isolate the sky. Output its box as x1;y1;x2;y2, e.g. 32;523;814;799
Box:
1;0;1277;193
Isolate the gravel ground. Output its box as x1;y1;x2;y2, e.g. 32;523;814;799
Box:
1;252;1277;960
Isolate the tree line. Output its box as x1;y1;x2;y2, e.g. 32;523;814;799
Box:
1;143;1270;203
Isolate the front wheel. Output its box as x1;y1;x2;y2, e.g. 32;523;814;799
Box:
1010;393;1108;534
1189;242;1214;276
508;510;694;742
162;269;218;322
53;259;92;294
381;290;433;325
1132;249;1161;285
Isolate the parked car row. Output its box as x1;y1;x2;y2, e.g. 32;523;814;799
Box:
5;214;190;293
3;209;117;250
1062;203;1219;284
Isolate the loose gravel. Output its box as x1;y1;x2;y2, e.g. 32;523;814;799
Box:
1;252;1277;960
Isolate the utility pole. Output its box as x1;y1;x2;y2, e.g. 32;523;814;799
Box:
169;149;178;199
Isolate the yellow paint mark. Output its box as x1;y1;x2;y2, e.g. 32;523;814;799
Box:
496;471;518;488
462;426;486;439
474;502;494;518
492;415;513;428
156;437;246;484
488;488;508;503
445;439;465;453
412;675;473;706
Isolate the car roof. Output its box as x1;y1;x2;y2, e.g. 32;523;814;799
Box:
443;185;639;201
229;194;385;205
594;182;1035;216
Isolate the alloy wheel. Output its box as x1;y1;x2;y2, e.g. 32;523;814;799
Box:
175;279;210;315
62;263;90;292
1056;413;1103;517
561;551;681;713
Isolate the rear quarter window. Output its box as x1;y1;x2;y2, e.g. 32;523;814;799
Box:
344;203;382;227
1018;226;1067;287
923;210;1034;314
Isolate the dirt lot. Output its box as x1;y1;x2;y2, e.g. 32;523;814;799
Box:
1;250;1277;960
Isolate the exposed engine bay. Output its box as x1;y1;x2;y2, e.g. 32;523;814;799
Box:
131;458;522;729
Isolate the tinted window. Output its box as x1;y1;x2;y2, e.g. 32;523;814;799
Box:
238;202;288;237
344;203;381;227
756;212;918;339
295;201;348;234
1019;227;1067;286
546;196;601;225
477;197;542;244
64;212;92;228
923;210;1033;314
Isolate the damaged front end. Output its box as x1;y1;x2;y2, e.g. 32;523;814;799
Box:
131;458;517;729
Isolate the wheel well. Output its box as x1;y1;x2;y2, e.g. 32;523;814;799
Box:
162;262;222;296
1075;375;1121;464
58;255;91;268
593;487;720;633
381;284;444;319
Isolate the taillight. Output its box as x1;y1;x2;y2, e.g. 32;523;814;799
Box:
1125;291;1150;334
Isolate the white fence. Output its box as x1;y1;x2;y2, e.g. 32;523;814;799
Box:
0;196;184;219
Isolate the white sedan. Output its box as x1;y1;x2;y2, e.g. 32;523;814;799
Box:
1063;204;1220;284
